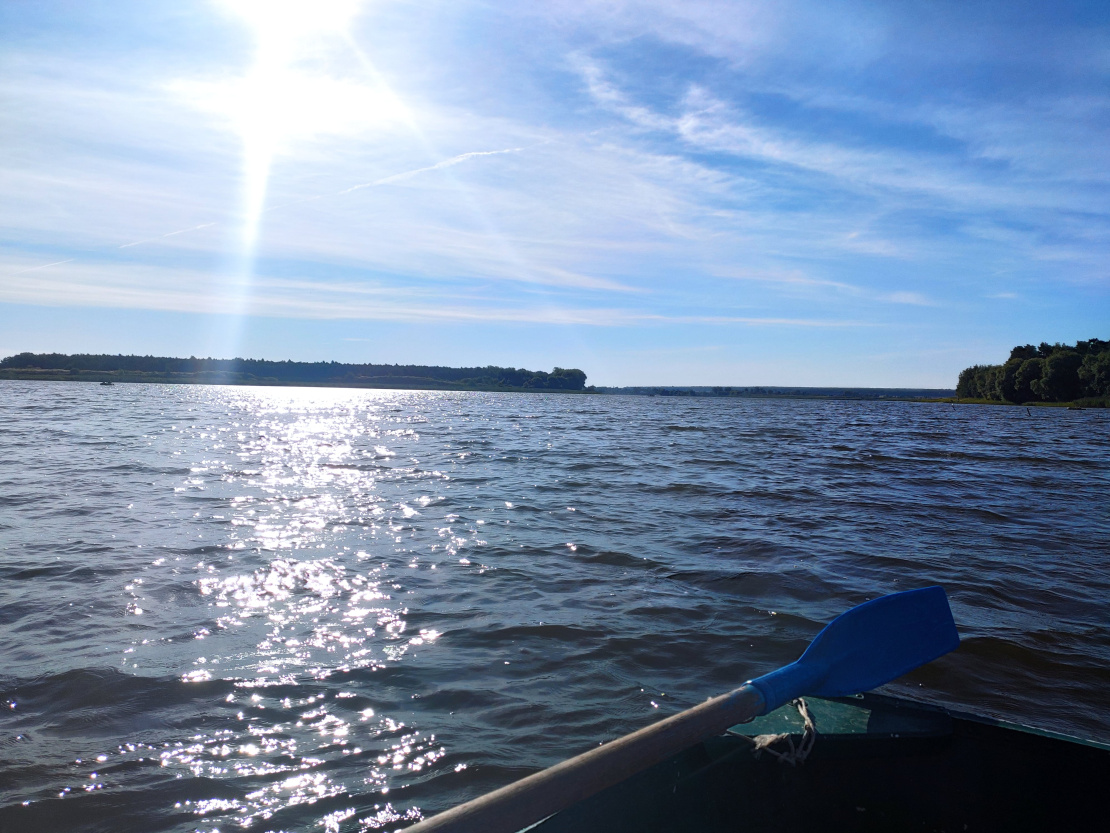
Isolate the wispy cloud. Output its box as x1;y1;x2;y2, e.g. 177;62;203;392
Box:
1;0;1106;384
0;256;866;328
666;315;868;327
113;147;530;252
710;266;854;291
878;291;938;307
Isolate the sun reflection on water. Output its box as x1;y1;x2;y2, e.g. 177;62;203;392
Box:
155;682;447;829
137;389;460;829
6;388;517;831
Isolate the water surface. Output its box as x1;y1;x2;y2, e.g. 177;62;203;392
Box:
1;382;1108;831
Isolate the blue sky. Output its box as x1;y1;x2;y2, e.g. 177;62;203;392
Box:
1;0;1107;386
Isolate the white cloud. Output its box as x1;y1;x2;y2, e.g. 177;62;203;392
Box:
1;0;1106;386
0;255;866;328
879;291;937;307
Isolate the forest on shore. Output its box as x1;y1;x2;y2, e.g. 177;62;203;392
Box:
956;338;1109;405
0;353;590;392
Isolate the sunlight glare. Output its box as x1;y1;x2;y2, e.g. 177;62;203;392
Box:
193;0;407;249
218;0;364;48
186;0;409;360
214;0;369;251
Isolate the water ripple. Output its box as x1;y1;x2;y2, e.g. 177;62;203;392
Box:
0;383;1107;832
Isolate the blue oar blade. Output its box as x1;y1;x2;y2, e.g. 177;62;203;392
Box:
749;586;959;715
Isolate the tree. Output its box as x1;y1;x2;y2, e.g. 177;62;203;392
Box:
1076;338;1109;356
956;337;1108;404
0;353;590;392
957;365;985;398
1032;350;1082;402
1079;351;1110;398
548;367;588;390
999;359;1022;402
1013;358;1044;403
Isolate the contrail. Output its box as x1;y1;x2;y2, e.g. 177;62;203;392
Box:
339;147;524;193
6;147;527;278
119;223;217;249
116;147;525;250
8;258;75;275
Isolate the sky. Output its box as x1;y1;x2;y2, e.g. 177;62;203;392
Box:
1;0;1107;387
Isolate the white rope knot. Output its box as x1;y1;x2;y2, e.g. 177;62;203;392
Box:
744;698;817;766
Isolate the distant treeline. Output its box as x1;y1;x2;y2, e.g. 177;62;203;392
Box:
597;386;954;400
956;338;1109;404
0;353;589;392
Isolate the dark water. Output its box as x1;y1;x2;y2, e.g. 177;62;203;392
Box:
1;382;1108;832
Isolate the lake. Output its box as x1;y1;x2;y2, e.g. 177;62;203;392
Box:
2;381;1108;832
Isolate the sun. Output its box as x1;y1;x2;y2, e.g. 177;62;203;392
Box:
174;0;407;226
211;0;366;243
217;0;364;47
187;0;409;241
177;0;408;359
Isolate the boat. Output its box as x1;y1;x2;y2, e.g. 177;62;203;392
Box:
407;589;1109;833
526;691;1110;832
99;380;114;385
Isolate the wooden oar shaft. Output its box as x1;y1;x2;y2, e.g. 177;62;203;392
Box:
406;684;765;833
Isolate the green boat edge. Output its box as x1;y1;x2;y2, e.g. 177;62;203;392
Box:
739;690;1110;753
522;692;1110;833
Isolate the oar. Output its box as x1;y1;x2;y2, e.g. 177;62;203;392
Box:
407;585;959;833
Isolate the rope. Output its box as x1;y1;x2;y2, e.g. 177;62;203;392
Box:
735;698;817;766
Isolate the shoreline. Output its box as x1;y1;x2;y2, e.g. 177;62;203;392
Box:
7;374;1103;406
932;396;1108;409
2;373;952;402
0;371;597;394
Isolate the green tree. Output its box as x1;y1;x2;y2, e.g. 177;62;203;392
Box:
1032;350;1082;401
999;359;1022;402
1013;358;1044;403
957;365;987;398
956;337;1109;404
1079;351;1110;398
548;367;588;390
